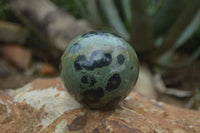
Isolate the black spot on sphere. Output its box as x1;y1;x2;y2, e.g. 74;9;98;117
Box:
70;43;81;54
74;50;112;71
130;66;133;70
81;31;108;38
117;54;125;65
81;87;104;98
80;85;86;90
81;75;96;86
110;32;122;38
106;74;121;92
74;55;87;71
81;76;89;84
90;50;112;69
81;31;98;38
81;71;86;74
96;87;104;97
90;76;96;87
97;72;101;75
81;87;104;104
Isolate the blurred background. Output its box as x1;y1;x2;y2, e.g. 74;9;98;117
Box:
0;0;200;111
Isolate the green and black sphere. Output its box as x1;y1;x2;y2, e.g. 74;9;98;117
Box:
61;31;139;109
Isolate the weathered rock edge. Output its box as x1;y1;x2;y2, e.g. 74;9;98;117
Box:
0;78;200;133
8;0;93;59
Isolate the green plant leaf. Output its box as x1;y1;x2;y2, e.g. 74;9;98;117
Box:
85;0;102;28
153;0;200;56
130;0;154;52
99;0;129;40
152;0;185;37
175;11;200;48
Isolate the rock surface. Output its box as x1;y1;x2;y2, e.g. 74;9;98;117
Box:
135;65;157;99
39;63;58;76
1;45;31;70
0;78;200;133
0;21;29;44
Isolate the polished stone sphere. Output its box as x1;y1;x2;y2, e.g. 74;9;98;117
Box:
61;31;139;109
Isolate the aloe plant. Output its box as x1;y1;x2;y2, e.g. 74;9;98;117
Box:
74;0;200;68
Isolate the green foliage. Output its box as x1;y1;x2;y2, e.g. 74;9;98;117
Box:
0;0;9;20
74;0;200;69
188;30;200;48
0;0;19;22
50;0;82;19
0;0;83;20
146;0;164;15
195;27;200;37
198;88;200;95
